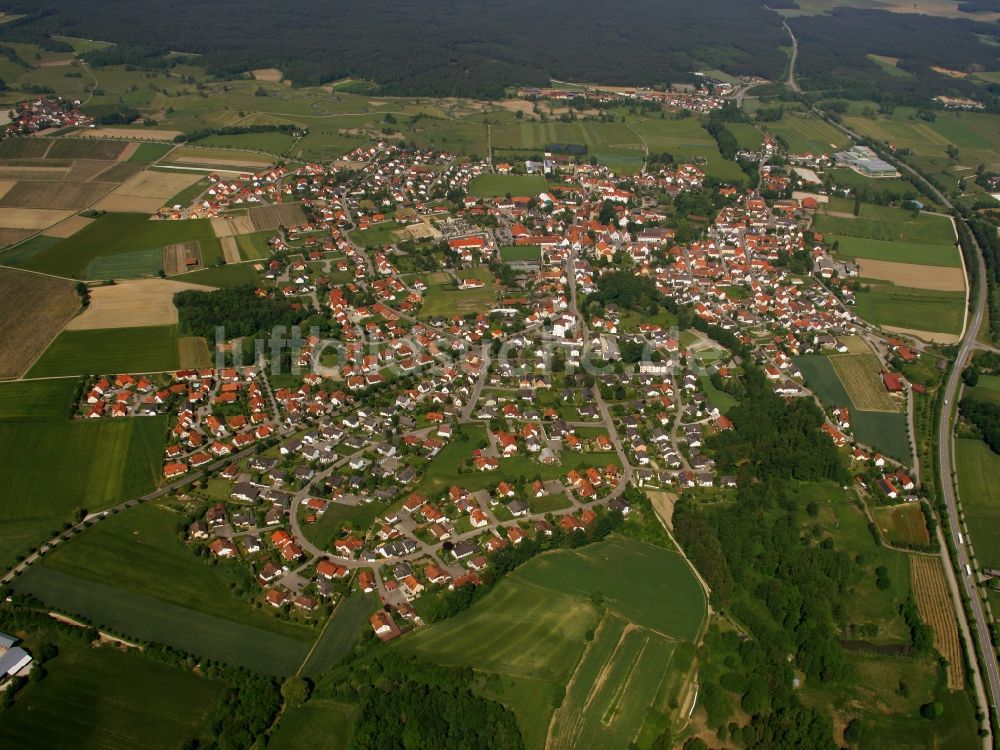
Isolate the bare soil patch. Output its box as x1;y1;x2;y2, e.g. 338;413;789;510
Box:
43;214;94;239
858;258;966;292
220;236;241;264
66;278;213;330
94;161;145;183
882;325;961;345
211;215;255;237
112;170;202;199
79;127;183;141
163;241;203;276
497;99;536;116
0;267;79;378
0;181;115;210
119;142;140;160
646;491;679;531
0;180;15;200
932;65;967;78
0;207;75;230
252;68;284;82
249;202;307;231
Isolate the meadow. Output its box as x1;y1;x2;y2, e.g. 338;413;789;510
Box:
268;700;356;750
419;266;497;318
764;110;850;154
301;592;379;677
13;213;216;278
27;324;181;377
500;244;541;262
0;411;166;572
855;284;965;336
956;438;1000;569
871;503;931;548
0;641;224;750
179;261;263;288
13;566;311;676
814;206;955;245
0;377;77;420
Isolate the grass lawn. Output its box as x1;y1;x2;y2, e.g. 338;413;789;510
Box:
956;438;1000;569
17;213;216;278
500;244;541;262
349;221;403;248
0;641;224;750
195;131;296;155
855;284;965;335
13;566;311;676
268;700;356;750
27;324;181;377
832;235;961;268
302;500;386;549
530;493;573;513
629;117;746;181
0;414;166;575
301;593;379;677
871;503;930;548
35;500;315;640
814;206;955;246
467;174;549;198
699;374;737;414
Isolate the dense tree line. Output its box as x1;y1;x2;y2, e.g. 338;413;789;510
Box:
960;396;1000;454
177;124;298;143
0;0;788;97
174;285;306;340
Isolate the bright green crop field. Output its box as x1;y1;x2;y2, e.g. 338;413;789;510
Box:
27;324;181;377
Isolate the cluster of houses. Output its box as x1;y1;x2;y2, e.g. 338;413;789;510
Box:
5;97;93;136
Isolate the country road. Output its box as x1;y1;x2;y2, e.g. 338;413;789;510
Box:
782;21;801;94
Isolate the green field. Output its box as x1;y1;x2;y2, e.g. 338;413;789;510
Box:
129;142;174;163
0;377;77;420
0;412;166;572
500;244;541;262
814;207;955;246
832;235;961;268
27;324;181;377
630;117;745;181
699;374;738;415
0;641;224;750
179;261;263;287
765;111;850;154
195;131;296;155
855;284;965;335
13;566;311;676
400;535;704;749
86;247;164;279
302;592;379;677
467;174;549;198
268;699;356;750
34;501;316;642
12;213;216;278
956;438;1000;569
236;230;274;260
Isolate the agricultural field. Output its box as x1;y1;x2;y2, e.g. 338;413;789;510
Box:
855;284;965;341
249;202;307;231
8;213;216;278
400;535;704;749
301;592;379;677
163;146;276;171
236;230;275;260
349;221;403;248
871;502;931;548
46;139;129;160
13;566;310;676
96;169;203;213
467;174;549;198
129;142;175;162
828;353;901;412
0;266;79;379
268;700;355;750
0;377;77;421
629;117;746;181
956;438;1000;570
910;555;965;690
27;324;181;377
178;336;212;368
195;131;296;155
855;258;966;293
0;641;224;750
832;235;961;267
814;204;956;245
763;110;850;154
0;180;116;210
419;267;497;318
0;409;166;572
179;261;263;288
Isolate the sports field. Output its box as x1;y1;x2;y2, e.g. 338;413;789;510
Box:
0;411;166;572
956;438;1000;569
27;324;181;377
467;174;549;198
500;245;541;262
0;641;224;750
14;213;216;278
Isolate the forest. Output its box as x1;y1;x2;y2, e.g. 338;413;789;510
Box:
174;286;306;340
789;9;1000;108
0;0;788;96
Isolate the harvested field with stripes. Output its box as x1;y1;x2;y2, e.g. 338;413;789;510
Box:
162;241;203;275
250;202;306;231
211;215;256;237
219;236;240;264
911;555;965;690
0;267;79;379
0;180;116;210
829;353;902;412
